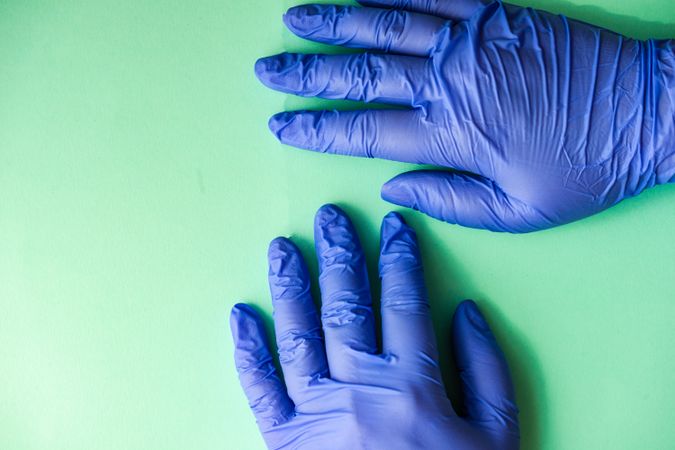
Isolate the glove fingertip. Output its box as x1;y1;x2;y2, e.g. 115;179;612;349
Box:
231;302;250;315
314;204;351;243
315;203;344;226
314;204;360;266
267;237;311;302
381;178;415;207
283;4;325;34
381;211;415;244
282;5;302;27
381;210;406;227
267;112;293;140
268;236;294;257
254;57;269;79
230;303;262;342
453;299;493;339
230;302;255;321
456;299;491;332
379;212;403;252
379;211;422;276
254;55;288;84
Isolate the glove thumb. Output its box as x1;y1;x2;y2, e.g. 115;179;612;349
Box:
381;170;547;233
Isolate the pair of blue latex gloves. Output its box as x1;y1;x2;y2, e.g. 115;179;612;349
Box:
231;1;675;448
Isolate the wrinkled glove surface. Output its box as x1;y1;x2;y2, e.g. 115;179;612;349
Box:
256;0;675;232
230;205;519;449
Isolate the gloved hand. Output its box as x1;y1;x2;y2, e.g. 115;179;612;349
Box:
230;204;519;449
255;1;675;232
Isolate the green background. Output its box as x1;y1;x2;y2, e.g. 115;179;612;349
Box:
1;0;673;449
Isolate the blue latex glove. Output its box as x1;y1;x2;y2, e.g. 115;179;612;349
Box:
230;205;519;449
255;1;675;232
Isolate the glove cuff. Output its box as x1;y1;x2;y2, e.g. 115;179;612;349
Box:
647;39;675;184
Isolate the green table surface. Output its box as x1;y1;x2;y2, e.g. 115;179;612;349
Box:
1;1;674;449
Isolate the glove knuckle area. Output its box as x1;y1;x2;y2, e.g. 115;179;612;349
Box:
269;261;312;301
380;269;428;313
249;392;294;429
379;246;420;272
381;293;430;315
373;9;408;50
321;295;374;327
318;248;364;270
466;396;520;437
379;256;422;278
347;109;380;157
269;278;311;302
277;328;324;363
270;275;310;300
345;52;388;103
236;348;275;374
